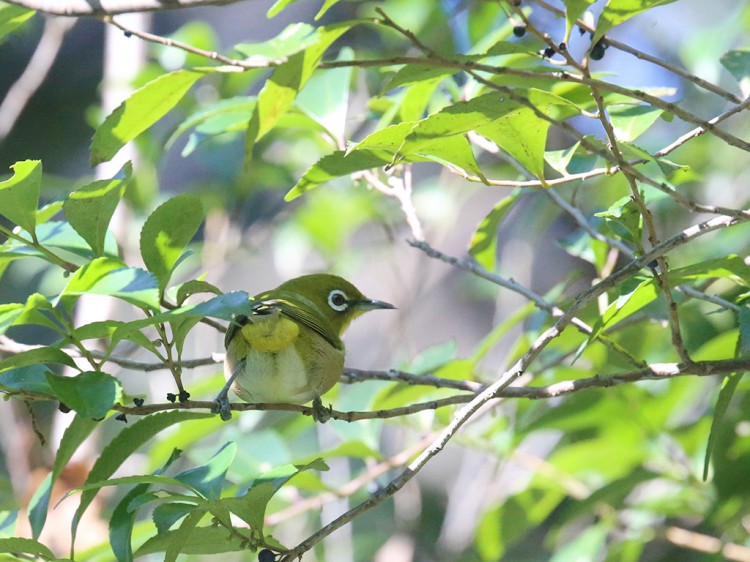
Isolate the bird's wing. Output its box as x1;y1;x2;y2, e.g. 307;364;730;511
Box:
257;291;342;350
224;294;342;351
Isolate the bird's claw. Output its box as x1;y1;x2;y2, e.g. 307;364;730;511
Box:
212;394;233;421
312;397;332;423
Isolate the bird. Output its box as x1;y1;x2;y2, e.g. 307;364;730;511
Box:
213;273;395;421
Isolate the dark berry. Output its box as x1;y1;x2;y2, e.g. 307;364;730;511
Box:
166;393;177;403
543;46;555;58
578;25;586;36
58;402;71;413
178;390;191;402
115;413;128;423
124;31;132;38
558;42;567;51
258;549;276;562
590;39;607;61
133;397;145;407
512;25;526;37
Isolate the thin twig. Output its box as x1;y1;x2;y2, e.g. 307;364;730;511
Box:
529;0;742;104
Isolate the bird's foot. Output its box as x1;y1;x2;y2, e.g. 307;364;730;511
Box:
211;391;233;421
311;397;332;423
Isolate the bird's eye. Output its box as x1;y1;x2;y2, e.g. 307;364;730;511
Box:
328;290;349;312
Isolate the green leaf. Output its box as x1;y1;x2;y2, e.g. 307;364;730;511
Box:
0;365;55;398
469;191;520;271
0;220;118;265
153;502;197;535
0;160;41;236
608;104;663;142
545;141;581;176
226;459;329;533
0;4;34;45
173;442;237;501
110;449;183;562
595;195;643;246
63;162;131;256
72;411;213;551
474;90;579;181
266;0;300;18
314;0;343;19
91;70;205;166
166;96;255;152
352;122;416;153
563;0;596;38
244;22;352;163
58;257;160;312
382;65;455;92
0;293;61;336
136;525;248;556
0;347;77;374
165;509;203;562
703;371;742;481
295;47;353;142
285;149;391;201
234;22;318;62
588;278;659;343
668;255;750;286
45;371;122;419
720;49;750;98
398;93;509;153
593;0;678;44
176;279;222;307
0;537;54;558
703;307;750;480
139;194;204;295
111;291;252;349
396;90;578;181
414;135;488;182
28;415;99;538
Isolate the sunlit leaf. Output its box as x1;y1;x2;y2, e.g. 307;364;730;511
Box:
244;22;353;163
562;0;596;38
63;162;131;256
0;3;34;44
58;257;160;311
45;371;121;419
469;191;520;271
593;0;678;44
140;194;204;295
234;22;317;63
0;160;41;236
91;70;205;166
285;149;391;201
608;104;663;142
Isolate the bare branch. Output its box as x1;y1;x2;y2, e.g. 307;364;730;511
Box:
4;0;249;17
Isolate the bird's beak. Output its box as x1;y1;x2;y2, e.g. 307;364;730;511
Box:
355;298;396;311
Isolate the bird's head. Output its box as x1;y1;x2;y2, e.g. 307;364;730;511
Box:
270;273;395;337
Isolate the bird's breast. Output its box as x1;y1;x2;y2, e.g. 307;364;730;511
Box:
224;323;344;404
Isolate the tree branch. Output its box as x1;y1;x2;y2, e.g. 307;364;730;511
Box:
5;0;249;16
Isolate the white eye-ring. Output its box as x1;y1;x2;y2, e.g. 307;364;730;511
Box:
328;289;349;312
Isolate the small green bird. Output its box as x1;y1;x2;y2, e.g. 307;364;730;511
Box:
214;274;395;421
